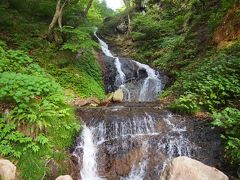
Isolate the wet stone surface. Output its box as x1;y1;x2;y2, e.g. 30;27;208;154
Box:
72;105;224;180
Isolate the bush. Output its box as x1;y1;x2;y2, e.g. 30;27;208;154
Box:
171;42;240;112
170;93;200;114
212;108;240;165
0;44;80;179
61;26;99;53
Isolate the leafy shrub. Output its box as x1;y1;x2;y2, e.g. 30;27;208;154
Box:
172;42;240;112
0;49;45;75
61;26;99;53
0;116;49;158
0;47;79;163
212;108;240;165
0;72;61;103
170;93;200;114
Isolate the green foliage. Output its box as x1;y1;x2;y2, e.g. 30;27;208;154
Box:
0;117;49;158
0;72;60;103
208;0;235;33
0;46;80;179
170;93;200;114
0;0;109;178
61;26;99;53
212;108;240;165
172;42;240;112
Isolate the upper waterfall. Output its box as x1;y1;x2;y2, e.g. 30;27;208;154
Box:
94;32;164;102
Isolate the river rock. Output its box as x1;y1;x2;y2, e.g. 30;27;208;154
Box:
0;159;16;180
99;93;113;106
55;175;73;180
113;89;124;102
73;97;100;107
160;156;228;180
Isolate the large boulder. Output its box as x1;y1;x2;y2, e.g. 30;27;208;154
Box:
160;156;228;180
0;159;16;180
113;89;124;102
55;175;73;180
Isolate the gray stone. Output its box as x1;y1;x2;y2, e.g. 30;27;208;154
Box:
55;175;73;180
160;156;229;180
0;159;16;180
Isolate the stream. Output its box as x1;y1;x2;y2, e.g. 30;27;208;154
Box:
72;33;223;180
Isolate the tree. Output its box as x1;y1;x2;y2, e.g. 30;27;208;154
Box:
123;0;132;35
83;0;94;19
48;0;70;36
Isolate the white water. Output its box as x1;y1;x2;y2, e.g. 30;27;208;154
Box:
134;61;162;102
73;125;103;180
73;113;197;179
94;32;163;102
94;32;125;86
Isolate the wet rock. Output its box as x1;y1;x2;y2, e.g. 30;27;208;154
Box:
160;156;229;180
119;58;138;81
138;68;148;79
99;147;144;179
0;159;16;180
116;22;128;34
102;55;118;92
73;97;100;107
55;175;73;180
99;93;114;106
113;89;124;102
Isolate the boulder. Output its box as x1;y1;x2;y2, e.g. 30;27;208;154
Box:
160;156;228;180
116;22;128;34
55;175;73;180
113;89;124;102
0;159;16;180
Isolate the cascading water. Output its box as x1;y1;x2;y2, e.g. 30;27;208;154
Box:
94;32;125;87
72;32;223;180
94;32;163;102
73;109;200;180
73;125;102;180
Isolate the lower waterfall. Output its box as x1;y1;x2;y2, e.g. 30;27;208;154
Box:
73;110;200;180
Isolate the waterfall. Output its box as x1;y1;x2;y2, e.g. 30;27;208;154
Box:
73;125;103;180
115;57;126;86
73;112;197;180
134;61;162;102
94;32;163;102
94;32;125;87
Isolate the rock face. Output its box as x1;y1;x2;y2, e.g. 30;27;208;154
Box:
55;175;73;180
160;156;228;180
116;22;128;34
0;159;16;180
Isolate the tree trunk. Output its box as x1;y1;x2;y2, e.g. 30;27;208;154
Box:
127;14;132;35
123;0;132;36
58;1;67;30
83;0;94;18
48;0;69;37
48;0;61;35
